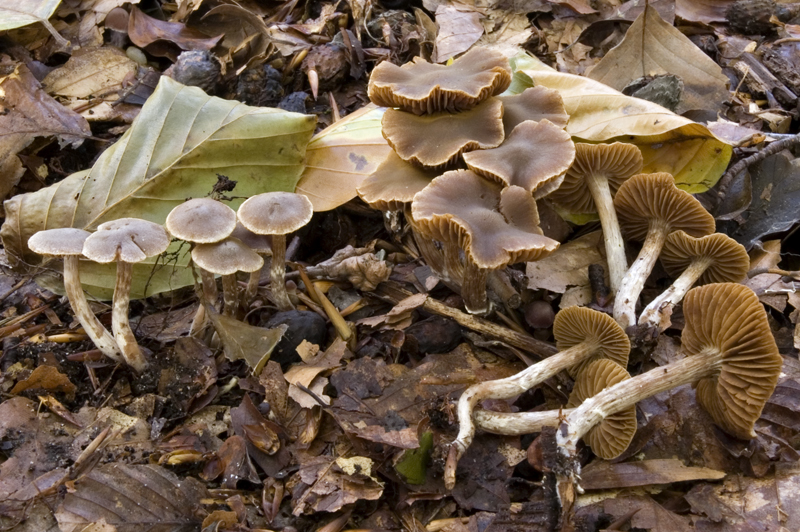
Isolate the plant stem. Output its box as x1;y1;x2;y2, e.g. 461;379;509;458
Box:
112;261;147;372
473;407;571;435
638;258;712;331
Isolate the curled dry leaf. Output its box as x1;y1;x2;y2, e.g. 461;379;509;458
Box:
292;455;383;515
306;244;392;291
42;47;138;98
128;6;222;54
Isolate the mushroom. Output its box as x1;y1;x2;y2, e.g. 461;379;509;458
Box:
445;306;629;487
191;237;264;316
612;173;715;329
638;231;749;332
557;282;782;483
547;143;644;295
368;47;511;115
496;86;569;135
82;218;171;371
462;119;575;199
236;192;314;311
381;98;505;168
230;222;273;305
412;170;559;314
28;228;124;365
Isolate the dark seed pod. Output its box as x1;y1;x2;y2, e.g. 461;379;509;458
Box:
726;0;776;35
166;50;221;94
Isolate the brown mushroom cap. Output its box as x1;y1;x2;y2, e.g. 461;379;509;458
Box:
554;306;630;378
237;192;314;235
463;120;575;198
660;231;749;284
548;143;643;214
28;228;91;256
681;283;782;440
191;237;264;276
381;98;504;168
166;198;237;244
83;218;170;263
411;170;559;269
567;359;636;460
497;86;568;136
230;222;272;255
105;7;129;32
357;151;440;211
614;173;715;241
368;48;512;115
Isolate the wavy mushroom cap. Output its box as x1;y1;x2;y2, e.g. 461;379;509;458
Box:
381;98;504;168
497;86;569;135
166;198;237;244
368;48;511;115
567;359;636;460
237;192;314;236
28;228;91;256
357;152;440;211
83;218;170;264
548;143;643;214
682;283;782;440
614;173;715;241
411;170;559;269
463;120;575;199
191;237;264;276
660;231;749;284
554;306;630;378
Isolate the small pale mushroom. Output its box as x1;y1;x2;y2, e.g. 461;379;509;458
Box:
445;306;629;488
496;86;569;135
82;218;171;372
547;143;644;295
412;170;559;314
462;119;576;199
381;98;505;168
612;173;715;330
237;192;314;311
28;228;124;365
191;237;264;316
638;231;749;332
368;47;512;115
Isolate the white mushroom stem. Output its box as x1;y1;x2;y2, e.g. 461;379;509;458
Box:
199;268;219;308
585;174;627;294
445;340;596;489
613;220;670;329
638;257;713;331
62;256;124;364
473;408;571;435
270;234;293;311
460;259;489;315
221;274;239;316
111;261;148;372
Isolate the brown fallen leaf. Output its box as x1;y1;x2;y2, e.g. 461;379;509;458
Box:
588;3;729;113
291;455;384;515
196;4;270;70
128;6;222;57
11;365;77;399
674;0;732;24
42;46;137;98
202;435;260;488
434;5;484;63
600;494;693;531
580;459;726;490
208;311;287;374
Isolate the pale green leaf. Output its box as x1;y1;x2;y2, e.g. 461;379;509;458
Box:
0;0;61;31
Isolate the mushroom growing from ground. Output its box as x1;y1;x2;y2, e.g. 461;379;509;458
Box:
237;192;314;311
445;306;629;488
547;143;644;295
28;228;124;365
612;173;715;329
82;218;171;371
230;222;273;305
637;231;749;332
191;237;264;316
412;170;560;314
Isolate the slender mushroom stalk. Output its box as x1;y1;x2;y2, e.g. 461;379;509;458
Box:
554;283;782;516
191;237;263;317
28;228;124;364
612;173;715;329
230;222;273;305
547;143;644;295
269;233;290;310
638;231;749;332
82;218;171;372
444;307;628;489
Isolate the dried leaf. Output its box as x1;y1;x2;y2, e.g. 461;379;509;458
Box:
580;459;725;490
42;47;137;98
0;0;67;46
526;231;605;294
434;5;484;63
128;7;222;53
291;455;384;515
11;365;76;399
674;0;731;24
209;311;287;374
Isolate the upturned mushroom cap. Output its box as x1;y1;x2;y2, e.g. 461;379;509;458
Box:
83;218;170;263
357;151;440;211
230;222;272;255
29;228;91;256
463;120;575;198
191;237;264;276
368;48;512;115
567;359;636;460
166;198;237;244
614;173;715;241
681;283;782;440
237;192;314;235
496;86;569;136
548;143;643;214
411;170;560;269
660;231;749;284
381;98;504;168
554;306;630;378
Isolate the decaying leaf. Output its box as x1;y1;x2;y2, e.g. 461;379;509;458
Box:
291;455;384;515
434;5;483;63
209;311;287;374
42;47;137;98
128;6;222;55
674;0;731;24
580;459;726;490
1;76;317;298
10;365;76;399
